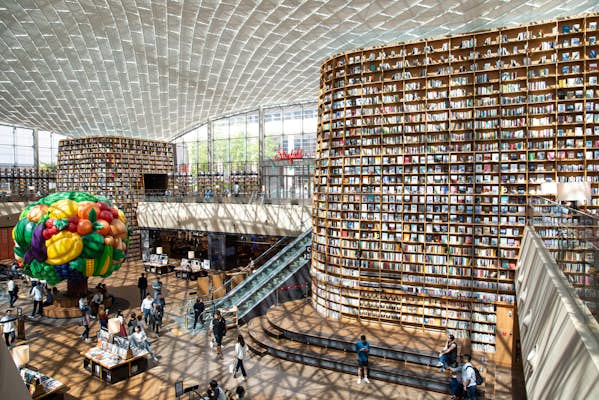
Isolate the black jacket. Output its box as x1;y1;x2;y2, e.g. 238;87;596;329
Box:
138;277;148;289
213;317;227;337
193;301;205;314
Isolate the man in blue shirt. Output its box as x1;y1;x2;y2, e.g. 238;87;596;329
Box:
355;334;370;384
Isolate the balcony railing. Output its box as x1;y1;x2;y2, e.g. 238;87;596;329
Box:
528;196;599;323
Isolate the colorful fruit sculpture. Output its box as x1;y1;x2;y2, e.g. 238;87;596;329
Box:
13;192;130;285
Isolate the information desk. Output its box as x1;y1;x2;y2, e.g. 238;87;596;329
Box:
82;348;148;384
20;368;66;399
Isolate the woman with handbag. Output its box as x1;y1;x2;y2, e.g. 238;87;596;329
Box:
232;334;248;380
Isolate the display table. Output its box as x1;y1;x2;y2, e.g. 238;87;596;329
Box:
143;263;174;274
143;254;175;275
174;258;205;280
20;368;66;399
82;348;148;384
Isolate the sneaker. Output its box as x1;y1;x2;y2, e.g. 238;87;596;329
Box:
84;338;91;342
242;376;247;381
364;377;370;384
152;357;158;362
357;378;362;384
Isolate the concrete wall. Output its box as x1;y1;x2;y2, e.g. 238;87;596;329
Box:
516;227;599;400
137;202;311;236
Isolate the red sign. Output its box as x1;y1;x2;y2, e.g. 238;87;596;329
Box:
274;148;304;165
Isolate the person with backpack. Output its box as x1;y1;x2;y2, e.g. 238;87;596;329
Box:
462;354;482;399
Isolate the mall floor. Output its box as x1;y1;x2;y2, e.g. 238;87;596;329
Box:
1;260;519;399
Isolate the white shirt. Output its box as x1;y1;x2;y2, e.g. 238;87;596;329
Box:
141;298;154;311
1;315;16;333
235;343;248;360
7;280;15;291
130;330;147;344
31;286;43;301
463;362;477;387
79;297;88;309
91;293;103;304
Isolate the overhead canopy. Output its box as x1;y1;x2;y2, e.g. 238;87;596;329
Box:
0;0;598;140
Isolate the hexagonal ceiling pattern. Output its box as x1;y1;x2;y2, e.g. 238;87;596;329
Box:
1;0;599;140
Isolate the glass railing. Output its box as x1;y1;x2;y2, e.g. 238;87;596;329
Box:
168;229;311;332
168;235;292;318
528;197;599;323
213;229;311;313
141;190;312;206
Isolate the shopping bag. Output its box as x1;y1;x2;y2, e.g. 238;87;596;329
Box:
228;361;235;375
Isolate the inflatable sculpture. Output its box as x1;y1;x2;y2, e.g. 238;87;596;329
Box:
13;192;129;293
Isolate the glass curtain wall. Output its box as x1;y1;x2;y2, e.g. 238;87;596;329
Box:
0;123;65;198
174;102;316;200
261;104;316;200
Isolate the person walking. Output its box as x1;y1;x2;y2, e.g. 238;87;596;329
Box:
193;297;205;329
137;273;148;301
30;282;43;317
233;334;249;380
151;300;164;335
7;278;18;307
140;294;154;325
462;354;478;400
129;325;158;362
1;309;17;347
355;334;370;384
439;333;458;372
152;277;163;298
80;309;91;342
212;310;227;359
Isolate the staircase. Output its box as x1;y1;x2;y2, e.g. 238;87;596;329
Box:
173;229;311;333
240;300;461;394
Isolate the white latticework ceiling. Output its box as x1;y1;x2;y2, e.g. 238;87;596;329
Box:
1;0;599;140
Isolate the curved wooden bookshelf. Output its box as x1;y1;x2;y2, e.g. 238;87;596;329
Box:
312;13;599;365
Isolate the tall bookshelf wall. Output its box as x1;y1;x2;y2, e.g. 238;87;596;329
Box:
312;13;599;358
0;167;56;197
57;137;175;260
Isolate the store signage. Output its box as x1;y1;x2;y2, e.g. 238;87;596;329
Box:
274;148;304;164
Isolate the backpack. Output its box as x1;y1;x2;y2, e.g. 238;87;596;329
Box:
468;365;484;385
